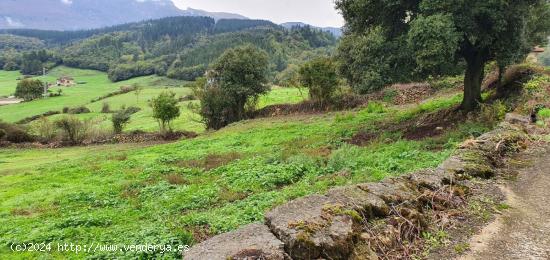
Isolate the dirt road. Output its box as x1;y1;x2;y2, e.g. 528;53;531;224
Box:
461;145;550;260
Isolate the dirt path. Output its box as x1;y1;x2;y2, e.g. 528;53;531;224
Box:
461;145;550;260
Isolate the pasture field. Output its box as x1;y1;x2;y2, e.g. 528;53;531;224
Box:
0;91;489;259
0;70;22;97
0;68;306;133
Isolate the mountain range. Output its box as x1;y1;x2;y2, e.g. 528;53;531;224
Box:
0;0;342;37
0;0;247;31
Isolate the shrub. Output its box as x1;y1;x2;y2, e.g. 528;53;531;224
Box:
167;64;207;81
298;57;339;105
101;103;111;113
90;86;137;103
68;106;91;114
111;107;137;134
0;129;5;140
480;100;507;126
48;89;63;97
35;117;57;142
365;102;386;113
124;106;141;115
196;85;234;130
108;61;156;82
15;78;44;101
150;92;180;133
0;120;34;143
275;64;300;88
55;116;89;145
112;113;130;134
62;107;70;113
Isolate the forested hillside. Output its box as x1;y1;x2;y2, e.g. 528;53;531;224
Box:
0;16;336;82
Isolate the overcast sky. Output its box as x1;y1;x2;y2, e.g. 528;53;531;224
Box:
171;0;344;27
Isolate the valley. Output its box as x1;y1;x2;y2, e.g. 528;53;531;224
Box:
0;1;549;259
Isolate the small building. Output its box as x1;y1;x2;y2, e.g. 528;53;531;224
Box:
56;76;75;87
533;46;545;53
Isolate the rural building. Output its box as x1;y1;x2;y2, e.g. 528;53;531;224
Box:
56;76;75;87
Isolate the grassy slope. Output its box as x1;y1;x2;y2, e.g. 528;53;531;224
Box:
0;70;22;97
0;91;489;259
0;67;164;123
0;68;306;133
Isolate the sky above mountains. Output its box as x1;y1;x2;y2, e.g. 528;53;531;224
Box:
171;0;344;27
0;0;344;30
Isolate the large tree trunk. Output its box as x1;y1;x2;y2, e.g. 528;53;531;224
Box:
462;52;486;111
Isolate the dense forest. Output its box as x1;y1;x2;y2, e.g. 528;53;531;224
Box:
0;16;336;82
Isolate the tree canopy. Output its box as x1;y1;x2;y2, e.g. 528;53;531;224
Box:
150;92;180;133
299;57;339;105
15;79;44;101
336;0;550;110
197;45;270;129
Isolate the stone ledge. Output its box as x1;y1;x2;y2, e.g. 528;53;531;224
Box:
183;223;288;260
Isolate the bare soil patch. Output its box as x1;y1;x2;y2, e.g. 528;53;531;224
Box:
0;98;23;106
349;106;465;146
173;152;241;171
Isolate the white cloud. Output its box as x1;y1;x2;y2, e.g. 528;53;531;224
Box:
5;16;24;27
61;0;73;4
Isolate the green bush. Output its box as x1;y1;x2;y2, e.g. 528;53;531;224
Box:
150;92;180;133
0;120;34;143
0;129;5;140
365;102;386;113
108;61;156;82
167;64;207;81
196;84;234;130
480;100;507;126
67;106;91;114
14;78;44;101
35;117;57;142
298;57;339;105
101;102;111;113
112;109;132;134
55;116;89;144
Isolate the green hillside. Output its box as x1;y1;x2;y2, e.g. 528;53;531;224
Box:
0;89;487;259
1;17;336;83
0;67;306;133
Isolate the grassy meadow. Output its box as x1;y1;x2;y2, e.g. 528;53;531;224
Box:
0;68;306;133
0;87;490;259
0;70;22;97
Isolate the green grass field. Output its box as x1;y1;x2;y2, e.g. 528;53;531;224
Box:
0;89;489;259
0;70;22;97
0;68;306;133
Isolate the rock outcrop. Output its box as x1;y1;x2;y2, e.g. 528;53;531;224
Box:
184;223;287;260
183;114;531;260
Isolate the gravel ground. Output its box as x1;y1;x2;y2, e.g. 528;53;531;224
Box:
461;144;550;260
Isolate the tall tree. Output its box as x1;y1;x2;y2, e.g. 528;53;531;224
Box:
209;44;270;119
15;79;44;101
150;92;180;134
197;45;270;129
336;0;550;111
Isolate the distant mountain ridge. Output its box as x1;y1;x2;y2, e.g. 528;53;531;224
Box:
280;22;343;38
0;0;247;30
